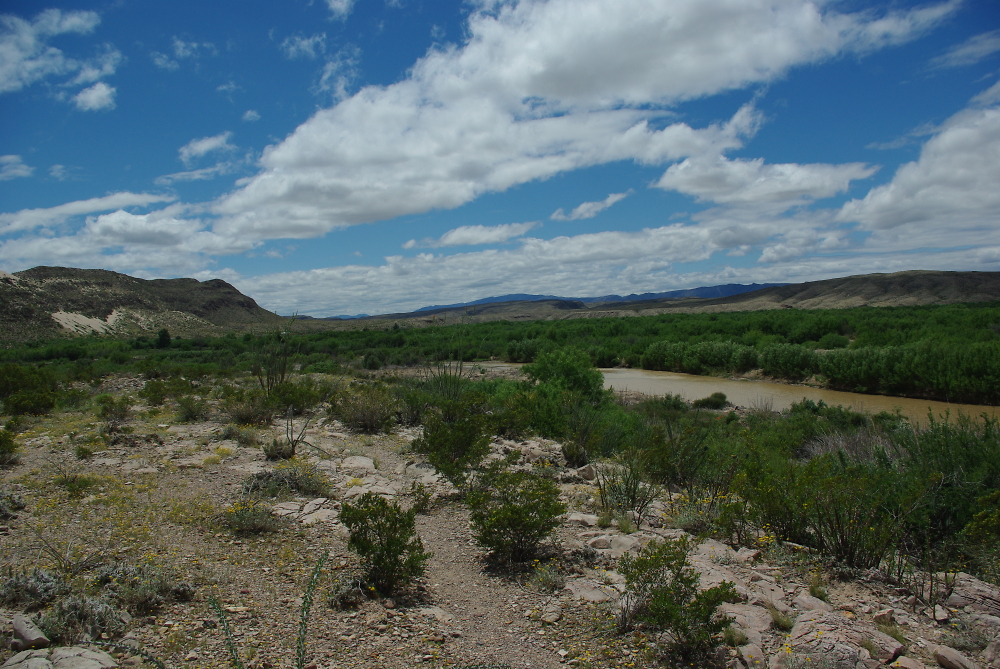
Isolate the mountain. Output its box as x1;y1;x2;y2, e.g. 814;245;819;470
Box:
0;266;282;344
415;283;787;311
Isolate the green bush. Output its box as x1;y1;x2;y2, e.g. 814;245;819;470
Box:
618;536;737;666
692;392;728;410
0;429;20;467
467;471;566;564
335;384;397;434
268;378;329;416
176;395;208;422
596;448;660;519
0;488;25;519
410;404;491;489
222;388;273;426
95;562;191;614
96;394;133;434
524;348;605;403
221;497;284;534
340;492;430;596
4;390;57;416
242;460;330;498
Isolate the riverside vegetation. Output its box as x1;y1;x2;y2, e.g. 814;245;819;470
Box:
0;317;999;668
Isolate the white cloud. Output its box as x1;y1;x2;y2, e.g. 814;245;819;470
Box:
172;37;215;59
313;45;360;100
0;155;33;181
281;33;326;59
213;0;956;243
243;109;261;122
0;8;101;94
656;155;876;205
0;192;175;235
838;96;1000;252
216;81;239;94
178;132;236;166
551;191;631;221
66;45;122;86
325;0;356;20
155;162;236;185
150;51;178;70
929;30;1000;69
48;164;67;180
72;81;115;111
403;221;537;248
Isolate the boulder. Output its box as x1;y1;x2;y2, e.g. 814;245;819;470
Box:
931;645;978;669
889;657;928;669
11;615;49;651
788;609;904;666
564;512;599;527
984;639;1000;669
563;579;616;604
341;456;376;473
577;464;597;481
874;608;896;625
944;574;1000;617
793;594;834;612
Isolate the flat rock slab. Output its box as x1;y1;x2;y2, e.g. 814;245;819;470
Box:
341;456;376;472
2;647;118;669
794;594;834;612
789;609;904;667
416;606;455;623
562;579;617;604
945;573;1000;617
931;645;979;669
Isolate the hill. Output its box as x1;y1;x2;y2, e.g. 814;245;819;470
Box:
0;266;282;344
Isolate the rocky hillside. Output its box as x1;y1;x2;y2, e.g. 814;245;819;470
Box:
0;266;282;344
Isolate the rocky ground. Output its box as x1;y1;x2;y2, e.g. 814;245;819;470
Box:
2;376;1000;669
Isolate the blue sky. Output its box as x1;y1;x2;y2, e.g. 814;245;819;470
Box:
1;0;999;316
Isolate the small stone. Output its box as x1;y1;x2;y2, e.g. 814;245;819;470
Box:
586;535;611;549
889;656;928;669
383;598;396;609
792;594;834;612
934;605;950;623
874;608;896;625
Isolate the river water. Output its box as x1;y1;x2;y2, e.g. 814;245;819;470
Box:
479;363;999;425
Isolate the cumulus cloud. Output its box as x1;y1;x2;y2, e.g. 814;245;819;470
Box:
551;191;631;221
150;51;178;70
242;109;261;122
178;132;236;166
0;155;33;181
403;221;537;248
929;30;1000;69
48;164;67;180
325;0;356;20
656;155;876;205
0;8;101;94
282;33;326;59
73;81;115;110
313;45;360;100
838;96;1000;252
66;45;122;86
213;0;955;242
0;192;175;235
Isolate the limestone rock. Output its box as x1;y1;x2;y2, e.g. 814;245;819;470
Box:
416;606;455;623
586;535;611;549
793;594;834;612
341;456;376;473
563;579;616;603
934;605;951;623
890;657;928;669
931;645;978;669
738;643;767;668
944;574;1000;617
983;639;1000;669
564;512;599;527
576;464;597;481
1;647;118;669
11;615;49;651
874;608;896;625
788;609;904;666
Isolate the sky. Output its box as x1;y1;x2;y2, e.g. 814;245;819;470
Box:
1;0;999;317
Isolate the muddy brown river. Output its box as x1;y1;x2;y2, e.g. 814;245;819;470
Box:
480;363;999;425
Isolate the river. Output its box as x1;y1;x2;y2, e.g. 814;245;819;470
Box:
479;363;999;425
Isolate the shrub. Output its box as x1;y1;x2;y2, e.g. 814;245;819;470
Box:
222;389;273;426
692;392;728;410
618;536;737;666
596;449;659;519
176;395;209;422
336;384;397;434
221;423;260;447
523;348;605;403
0;489;25;519
268;378;330;415
221;497;284;534
38;594;126;644
0;429;20;467
95;562;191;614
0;569;68;610
410;405;491;490
467;471;566;564
96;394;132;434
528;561;565;594
339;492;430;596
4;390;57;416
242;460;330;498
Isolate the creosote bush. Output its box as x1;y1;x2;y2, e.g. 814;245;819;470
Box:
221;497;284;534
0;429;20;467
334;383;397;434
618;536;737;667
242;459;330;498
467;470;566;564
38;594;126;644
176;395;209;422
95;562;192;614
410;404;491;490
340;492;430;596
692;392;728;410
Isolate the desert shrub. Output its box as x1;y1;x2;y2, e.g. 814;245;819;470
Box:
336;383;397;434
176;395;208;422
222;388;273;426
4;390;57;416
96;394;133;434
0;364;58;415
328;569;366;610
763;601;794;631
759;344;818;380
0;428;20;467
37;594;126;644
139;380;167;406
410;404;491;489
467;471;566;564
596;448;659;519
339;492;430;596
220;423;260;447
527;561;565;594
618;536;737;666
268;378;329;416
817;333;850;349
54;471;100;498
95;562;191;614
221;497;284;534
0;488;25;519
0;568;68;610
523;348;605;403
692;392;728;410
242;459;330;498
